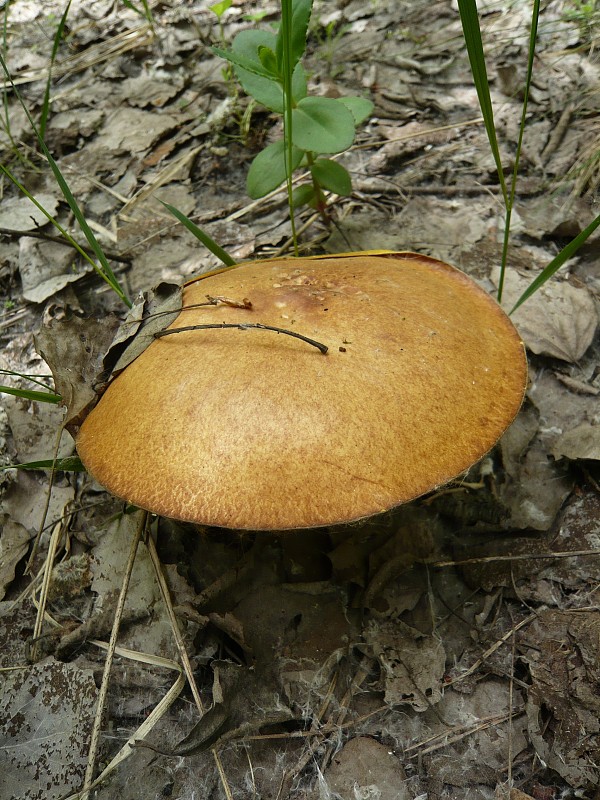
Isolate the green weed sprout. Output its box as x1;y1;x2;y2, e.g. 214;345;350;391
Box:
209;0;233;43
213;0;373;213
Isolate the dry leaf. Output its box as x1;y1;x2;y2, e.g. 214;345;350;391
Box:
523;609;600;788
552;421;600;461
109;282;182;375
494;267;599;362
19;238;93;303
35;314;121;436
323;736;410;800
0;193;59;230
0;518;30;600
0;660;98;800
362;618;445;711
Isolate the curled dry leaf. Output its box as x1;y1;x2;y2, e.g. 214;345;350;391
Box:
108;282;182;375
170;661;294;755
19;238;93;304
35;314;121;437
34;284;182;438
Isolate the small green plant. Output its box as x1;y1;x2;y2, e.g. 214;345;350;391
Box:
209;0;233;44
312;18;351;79
563;0;597;27
213;0;373;214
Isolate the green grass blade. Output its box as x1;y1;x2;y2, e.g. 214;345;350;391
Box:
1;456;85;472
510;210;600;314
457;0;508;203
0;385;61;403
497;0;540;303
0;162;130;303
122;0;155;27
0;52;131;307
159;201;237;266
281;0;299;255
39;0;72;139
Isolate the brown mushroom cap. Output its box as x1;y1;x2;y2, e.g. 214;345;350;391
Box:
77;252;527;530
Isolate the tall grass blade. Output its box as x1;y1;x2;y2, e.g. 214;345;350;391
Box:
456;0;508;204
510;211;600;314
1;0;12;144
159;201;237;266
497;0;540;302
0;385;61;403
39;0;72;139
0;52;131;307
1;456;85;472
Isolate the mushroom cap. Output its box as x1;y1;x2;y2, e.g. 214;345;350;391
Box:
77;252;527;530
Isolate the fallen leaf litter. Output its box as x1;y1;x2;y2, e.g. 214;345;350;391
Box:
1;1;600;799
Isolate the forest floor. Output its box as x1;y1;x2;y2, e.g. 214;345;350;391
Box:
0;1;600;799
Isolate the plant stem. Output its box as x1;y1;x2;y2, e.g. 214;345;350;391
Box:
280;0;299;255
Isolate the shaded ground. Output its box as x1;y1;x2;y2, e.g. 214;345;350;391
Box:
1;1;600;799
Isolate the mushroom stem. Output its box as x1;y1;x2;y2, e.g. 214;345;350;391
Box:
154;323;329;354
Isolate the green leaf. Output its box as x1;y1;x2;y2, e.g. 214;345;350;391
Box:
310;159;352;196
337;96;374;126
510;211;600;314
292;184;316;208
232;29;277;66
230;30;306;112
247;139;303;198
276;0;313;71
0;385;61;403
209;0;232;19
1;456;85;472
258;45;278;76
292;96;356;154
40;0;72;139
212;43;275;80
159;201;236;267
456;0;507;203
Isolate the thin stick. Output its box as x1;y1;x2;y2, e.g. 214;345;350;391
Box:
155;322;329;354
30;520;63;662
26;422;66;573
145;532;233;800
507;632;516;791
430;548;600;568
448;613;536;687
66;651;186;800
81;511;147;799
145;533;204;713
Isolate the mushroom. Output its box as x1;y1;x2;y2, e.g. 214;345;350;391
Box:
76;252;527;530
